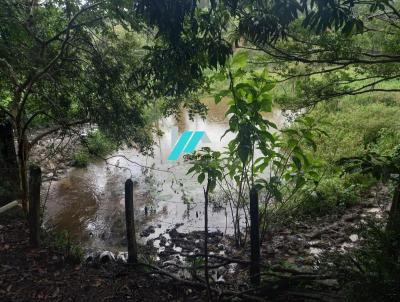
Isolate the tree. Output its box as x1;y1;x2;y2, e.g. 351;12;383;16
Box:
220;0;400;241
224;0;400;107
0;0;232;212
339;147;400;259
0;115;20;206
186;147;223;300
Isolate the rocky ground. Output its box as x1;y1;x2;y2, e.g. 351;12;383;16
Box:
0;209;207;302
28;127;86;182
0;188;389;302
72;185;390;301
135;184;389;280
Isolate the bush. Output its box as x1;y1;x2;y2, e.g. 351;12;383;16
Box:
309;97;400;161
334;222;400;302
294;176;360;217
72;150;90;167
47;230;84;264
86;130;116;157
289;96;400;217
72;130;116;168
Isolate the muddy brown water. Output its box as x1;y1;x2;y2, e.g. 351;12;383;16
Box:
44;99;285;253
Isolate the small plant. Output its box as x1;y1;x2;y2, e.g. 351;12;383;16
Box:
72;150;90;167
72;130;117;167
186;147;223;301
48;230;84;264
292;176;361;218
86;130;116;156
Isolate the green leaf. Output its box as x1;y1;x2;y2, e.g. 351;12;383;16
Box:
187;166;196;175
198;173;205;184
238;143;251;163
295;175;306;189
208;179;217;192
231;52;248;68
292;155;302;170
215;89;231;104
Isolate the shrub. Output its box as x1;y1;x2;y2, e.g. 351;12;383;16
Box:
47;230;84;264
86;130;116;157
289;96;400;217
72;130;116;167
72;150;90;167
334;222;400;302
309;97;400;161
294;176;360;217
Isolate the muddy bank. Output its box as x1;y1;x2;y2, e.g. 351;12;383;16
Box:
1;184;391;302
83;185;390;287
0;209;341;302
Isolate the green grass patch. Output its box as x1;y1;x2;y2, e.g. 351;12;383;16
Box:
72;130;117;168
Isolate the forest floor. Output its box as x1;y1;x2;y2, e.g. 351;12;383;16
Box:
0;208;208;302
0;185;390;302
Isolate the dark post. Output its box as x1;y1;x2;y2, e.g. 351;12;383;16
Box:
250;187;260;286
125;179;138;264
29;165;41;247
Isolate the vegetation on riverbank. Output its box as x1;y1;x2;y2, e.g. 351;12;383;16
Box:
72;130;118;168
2;1;400;301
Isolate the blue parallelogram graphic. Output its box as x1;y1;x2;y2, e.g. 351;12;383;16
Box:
168;131;205;161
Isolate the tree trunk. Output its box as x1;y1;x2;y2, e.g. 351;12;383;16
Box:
203;185;211;301
17;137;29;213
29;165;41;247
387;182;400;234
386;182;400;260
0;118;20;206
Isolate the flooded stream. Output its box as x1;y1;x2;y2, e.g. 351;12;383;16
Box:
44;99;285;253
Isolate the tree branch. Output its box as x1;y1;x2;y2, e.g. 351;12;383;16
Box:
28;119;89;150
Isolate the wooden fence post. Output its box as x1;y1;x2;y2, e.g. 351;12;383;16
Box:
250;187;260;286
125;179;138;264
29;165;41;247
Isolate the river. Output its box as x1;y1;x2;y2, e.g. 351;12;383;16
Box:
44;98;285;254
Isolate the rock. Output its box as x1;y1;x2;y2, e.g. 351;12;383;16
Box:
349;234;359;242
315;279;339;287
160;236;167;246
265;246;275;255
85;255;95;263
217;266;226;276
168;228;183;239
302;255;315;265
99;251;115;263
116;252;127;264
195;239;204;249
140;225;155;237
217;275;225;283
